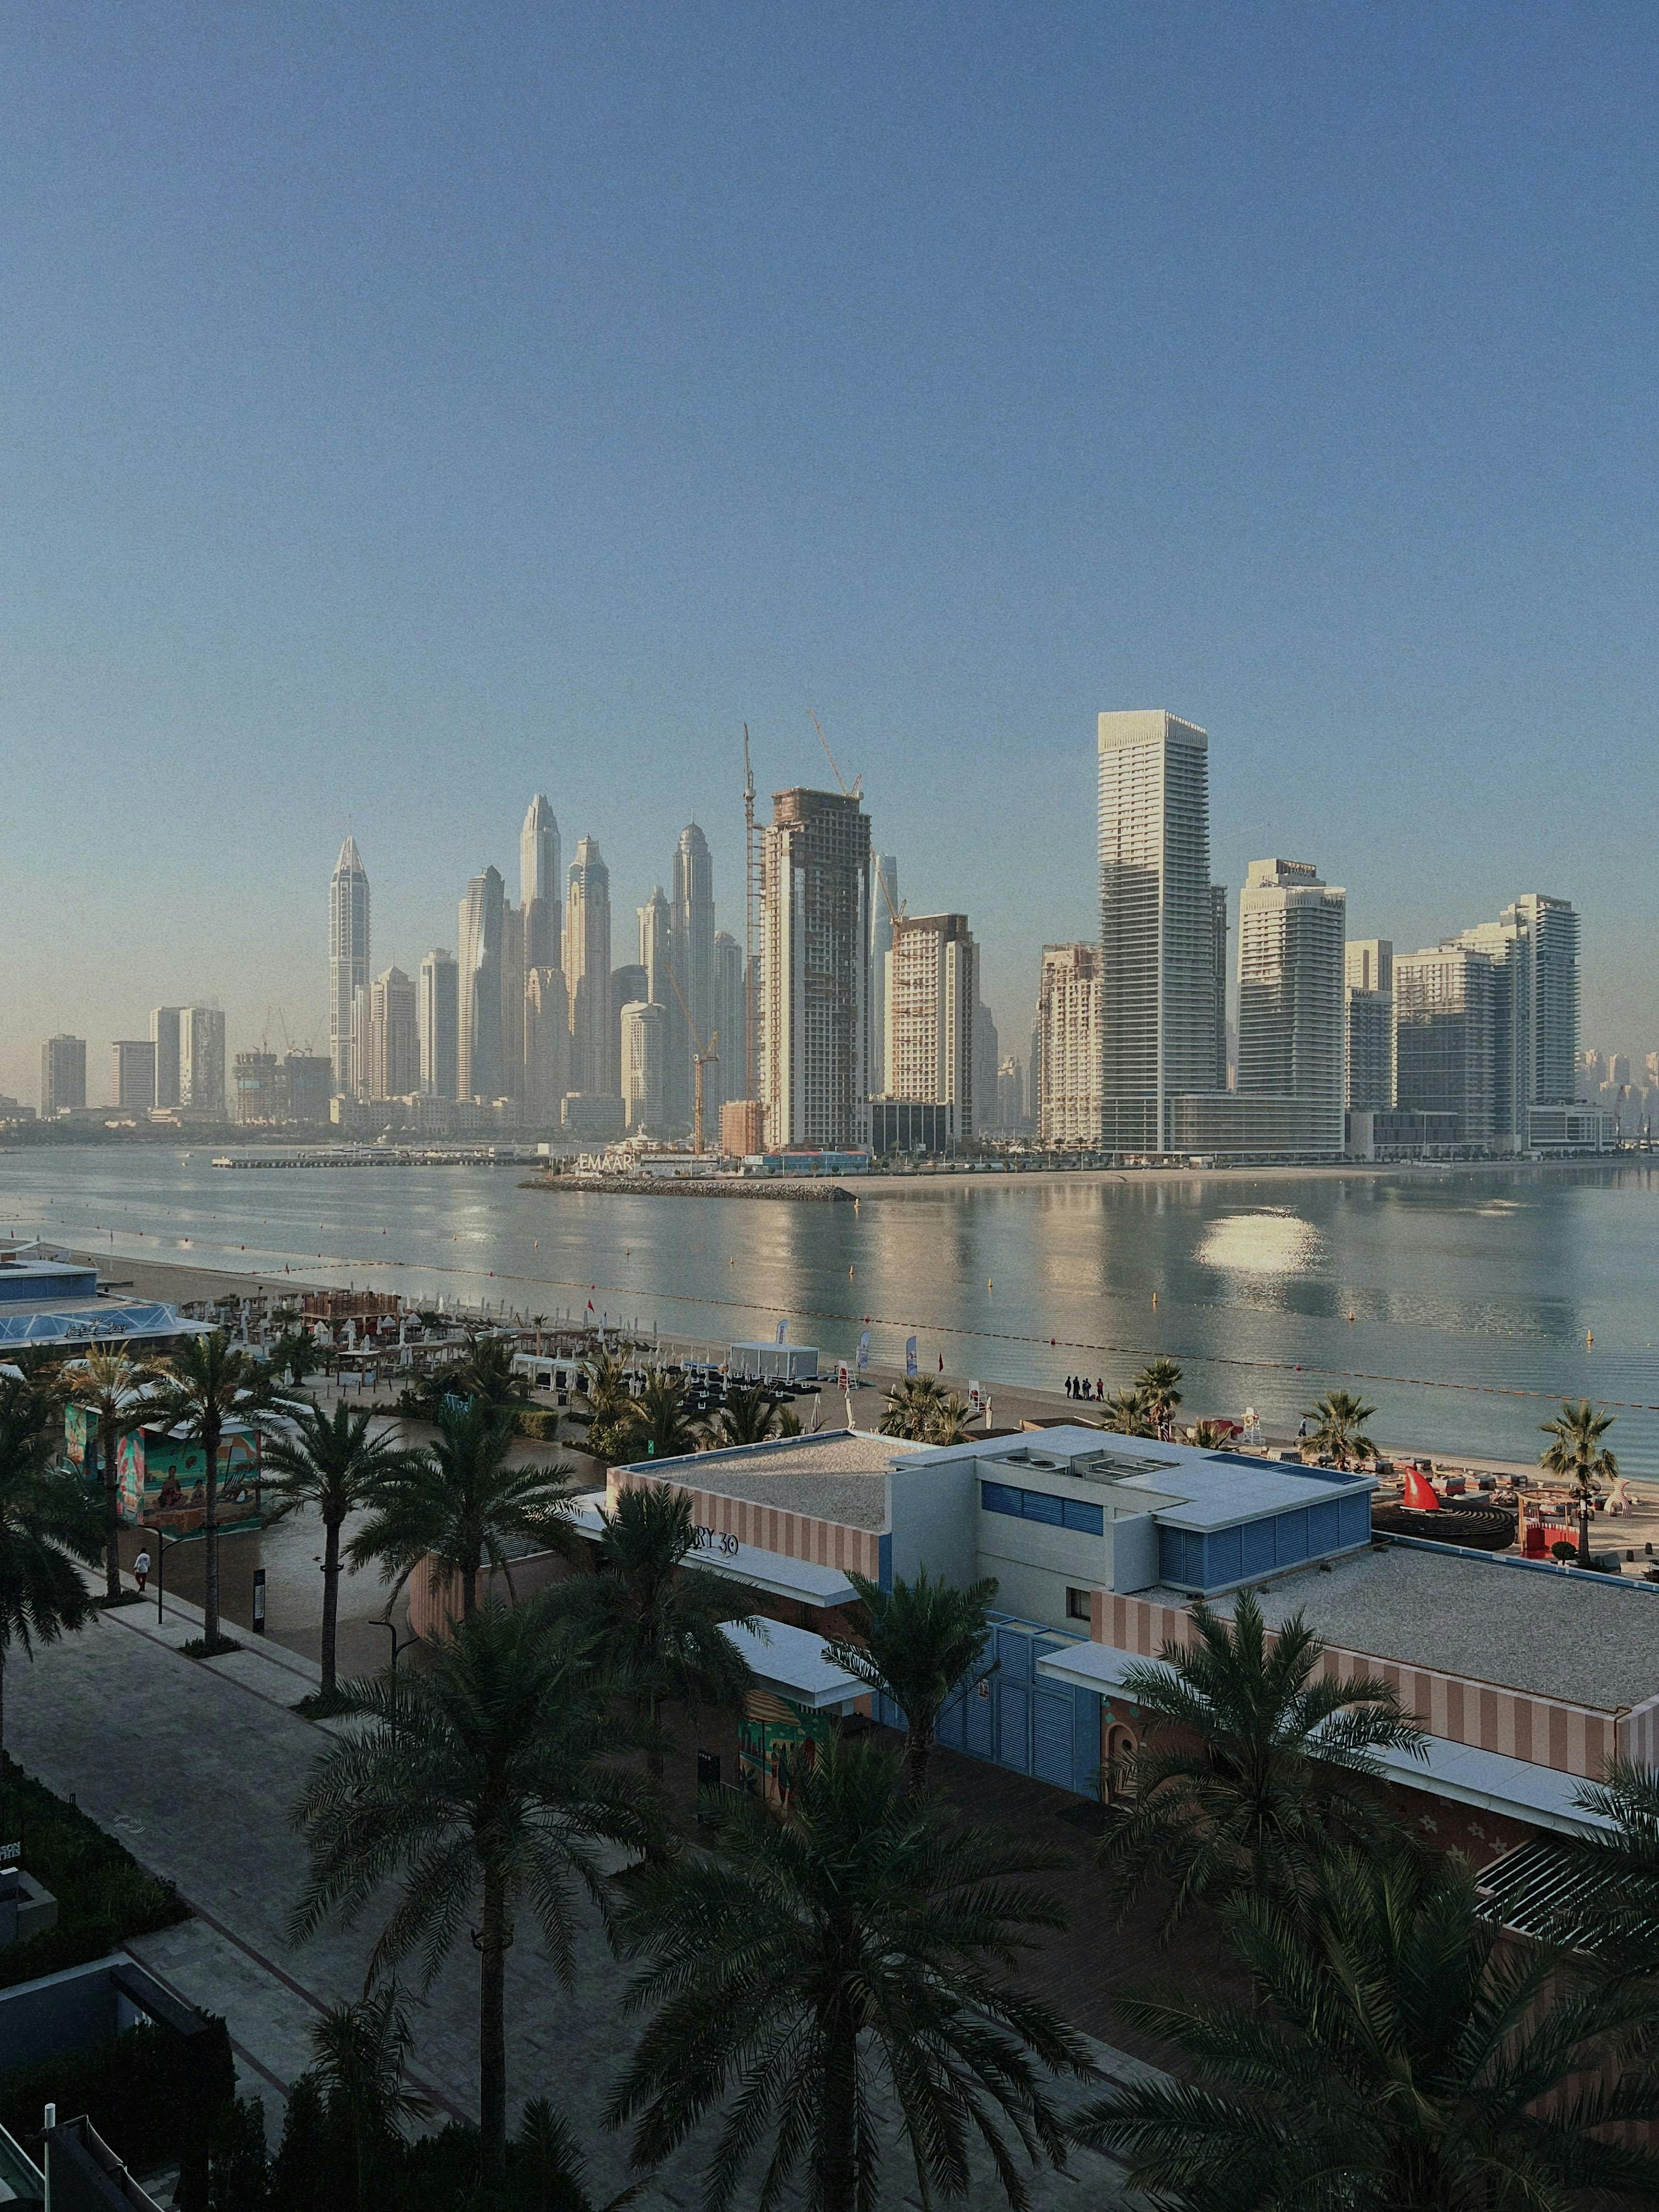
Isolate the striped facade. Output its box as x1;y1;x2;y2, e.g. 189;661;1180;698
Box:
608;1469;883;1579
1093;1589;1620;1781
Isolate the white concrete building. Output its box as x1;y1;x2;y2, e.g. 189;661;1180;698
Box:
566;836;614;1099
328;836;370;1094
1345;939;1395;1113
418;949;459;1101
620;998;667;1135
884;912;978;1141
1036;943;1102;1146
1236;858;1347;1154
458;866;506;1102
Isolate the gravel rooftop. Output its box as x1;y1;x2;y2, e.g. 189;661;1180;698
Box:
1200;1543;1659;1712
669;1429;922;1531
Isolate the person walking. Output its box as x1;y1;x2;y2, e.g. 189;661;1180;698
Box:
133;1546;151;1594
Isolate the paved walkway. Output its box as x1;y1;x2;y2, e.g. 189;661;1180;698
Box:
8;1591;1143;2208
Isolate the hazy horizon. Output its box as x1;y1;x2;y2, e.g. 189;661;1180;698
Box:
4;7;1657;1104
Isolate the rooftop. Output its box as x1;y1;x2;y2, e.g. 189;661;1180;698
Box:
970;1429;1371;1531
1200;1542;1659;1713
625;1429;922;1532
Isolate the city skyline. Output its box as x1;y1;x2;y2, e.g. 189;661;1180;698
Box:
4;13;1658;1102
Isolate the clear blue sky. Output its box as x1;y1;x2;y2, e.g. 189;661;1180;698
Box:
3;3;1656;1103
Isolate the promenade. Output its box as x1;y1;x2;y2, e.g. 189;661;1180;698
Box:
7;1581;1142;2207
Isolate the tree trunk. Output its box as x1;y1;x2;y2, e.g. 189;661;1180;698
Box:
1578;1498;1592;1569
320;1513;341;1699
103;1422;122;1602
478;1864;510;2179
0;1645;7;1758
202;1410;222;1646
818;2008;859;2212
645;1691;665;1786
461;1561;477;1621
906;1722;933;1795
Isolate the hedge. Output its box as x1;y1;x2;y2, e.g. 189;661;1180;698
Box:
0;1756;188;1993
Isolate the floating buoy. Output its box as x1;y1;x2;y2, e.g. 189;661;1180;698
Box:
987;1278;993;1291
1588;1330;1594;1348
1152;1290;1158;1309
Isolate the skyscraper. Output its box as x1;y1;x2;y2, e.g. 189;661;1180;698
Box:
418;950;460;1100
329;837;370;1094
1235;859;1347;1152
1097;711;1217;1150
500;900;525;1104
151;1007;183;1109
761;788;872;1150
180;1007;227;1116
712;929;746;1125
524;966;570;1128
670;823;715;1132
1345;940;1395;1113
1440;895;1579;1149
1037;944;1103;1146
40;1035;86;1115
869;854;899;1095
638;888;672;1006
458;866;506;1101
884;913;978;1140
112;1040;157;1110
1395;946;1497;1147
1209;883;1229;1087
566;837;614;1097
520;795;562;974
620;999;667;1135
366;967;419;1099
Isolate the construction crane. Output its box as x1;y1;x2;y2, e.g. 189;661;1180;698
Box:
810;709;901;939
664;955;719;1154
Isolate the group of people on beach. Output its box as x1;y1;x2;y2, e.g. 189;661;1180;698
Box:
1064;1374;1106;1401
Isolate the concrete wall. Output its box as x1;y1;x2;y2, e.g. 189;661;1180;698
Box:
888;1457;979;1588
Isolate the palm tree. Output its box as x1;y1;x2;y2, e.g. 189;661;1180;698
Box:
825;1567;999;1791
1074;1846;1659;2209
145;1331;300;1650
0;1380;103;1753
260;1400;428;1700
878;1373;949;1441
269;1327;323;1390
444;1331;532;1413
619;1372;701;1464
573;1353;637;1466
304;1985;431;2204
1133;1358;1183;1435
703;1383;795;1448
548;1482;755;1784
1101;1385;1156;1437
1565;1756;1659;1979
60;1346;153;1602
1540;1398;1618;1568
1186;1419;1231;1450
347;1398;578;1623
510;2098;646;2211
1096;1589;1426;1933
605;1735;1091;2212
925;1390;975;1444
1305;1389;1378;1469
290;1598;658;2181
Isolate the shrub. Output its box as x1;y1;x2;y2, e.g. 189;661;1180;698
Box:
1551;1539;1578;1562
0;1756;187;1991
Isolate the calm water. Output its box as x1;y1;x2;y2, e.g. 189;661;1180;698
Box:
6;1148;1659;1472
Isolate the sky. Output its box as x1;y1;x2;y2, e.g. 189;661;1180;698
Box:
2;3;1656;1104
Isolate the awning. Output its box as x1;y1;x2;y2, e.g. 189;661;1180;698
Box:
720;1618;865;1711
564;1495;857;1609
1035;1640;1142;1695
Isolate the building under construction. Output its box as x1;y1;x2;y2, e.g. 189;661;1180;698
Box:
760;787;872;1152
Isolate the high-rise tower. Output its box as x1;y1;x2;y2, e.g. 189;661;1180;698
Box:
418;950;459;1100
670;823;715;1131
884;912;978;1140
458;866;506;1101
760;789;871;1150
566;836;614;1097
870;854;899;1095
328;837;370;1094
520;796;561;974
1236;859;1347;1153
1096;711;1216;1151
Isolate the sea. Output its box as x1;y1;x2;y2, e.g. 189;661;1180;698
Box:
5;1148;1659;1474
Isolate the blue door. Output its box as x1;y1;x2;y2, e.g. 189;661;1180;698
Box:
1032;1689;1074;1787
997;1681;1031;1770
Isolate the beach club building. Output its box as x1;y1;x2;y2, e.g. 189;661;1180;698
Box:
575;1424;1659;1906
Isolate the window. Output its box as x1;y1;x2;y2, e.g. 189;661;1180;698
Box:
980;1481;1023;1518
1062;1497;1104;1536
1065;1587;1092;1621
1021;1489;1064;1526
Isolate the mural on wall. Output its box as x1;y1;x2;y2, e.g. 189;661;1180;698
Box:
112;1425;260;1524
738;1689;831;1808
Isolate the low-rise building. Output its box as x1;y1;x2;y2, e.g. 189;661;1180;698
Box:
576;1426;1659;1858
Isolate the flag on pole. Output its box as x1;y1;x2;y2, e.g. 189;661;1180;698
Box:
775;1318;787;1345
905;1334;918;1377
856;1329;871;1372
